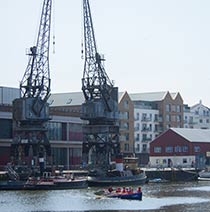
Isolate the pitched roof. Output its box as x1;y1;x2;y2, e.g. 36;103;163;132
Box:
191;101;210;110
48;91;180;106
129;91;171;102
48;92;84;106
49;91;127;106
171;128;210;143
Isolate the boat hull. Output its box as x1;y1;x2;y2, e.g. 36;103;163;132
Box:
0;179;88;190
144;168;198;181
108;192;142;200
88;173;147;187
0;181;26;190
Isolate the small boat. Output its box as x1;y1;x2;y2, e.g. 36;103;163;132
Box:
103;187;142;200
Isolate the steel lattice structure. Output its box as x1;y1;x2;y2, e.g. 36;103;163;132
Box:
81;0;120;172
11;0;52;173
20;0;51;103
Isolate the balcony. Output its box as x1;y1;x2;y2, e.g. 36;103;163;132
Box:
141;117;152;122
141;127;152;132
142;137;152;142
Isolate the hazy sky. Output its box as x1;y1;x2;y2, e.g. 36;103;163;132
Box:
1;0;210;106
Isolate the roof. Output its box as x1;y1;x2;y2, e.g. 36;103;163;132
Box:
48;92;84;107
191;101;210;111
49;91;127;106
171;128;210;143
129;91;178;102
48;91;180;107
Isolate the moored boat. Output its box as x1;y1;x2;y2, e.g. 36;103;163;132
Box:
88;169;147;187
24;176;88;190
0;171;88;190
88;157;147;187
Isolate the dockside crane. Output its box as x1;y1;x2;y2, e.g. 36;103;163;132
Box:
81;0;120;172
11;0;52;176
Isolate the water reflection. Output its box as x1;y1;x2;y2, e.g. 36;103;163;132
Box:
0;182;210;212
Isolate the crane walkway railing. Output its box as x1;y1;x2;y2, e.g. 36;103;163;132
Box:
6;164;19;181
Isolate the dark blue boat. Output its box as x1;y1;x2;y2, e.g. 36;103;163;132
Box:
104;187;143;200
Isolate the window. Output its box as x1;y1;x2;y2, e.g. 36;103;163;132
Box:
136;144;140;152
194;146;201;152
177;105;181;112
124;100;129;109
165;146;173;153
123;122;129;130
48;122;62;140
124;112;129;119
135;123;140;131
135;134;140;141
149;124;152;131
175;146;182;153
189;116;193;123
154;147;162;153
166;114;171;122
154;114;158;122
166;104;171;112
182;146;189;152
183;158;187;164
135;112;139;120
142;144;147;152
149;114;152;121
155;125;158;132
125;133;129;141
142;113;147;121
166;124;171;129
142;134;147;141
177;115;181;122
142;124;147;131
124;143;129;151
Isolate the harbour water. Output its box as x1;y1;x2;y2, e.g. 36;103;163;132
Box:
0;181;210;212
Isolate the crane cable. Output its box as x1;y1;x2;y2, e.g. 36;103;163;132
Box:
81;0;84;60
52;0;56;54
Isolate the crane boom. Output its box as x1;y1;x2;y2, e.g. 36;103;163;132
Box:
82;0;114;112
20;0;52;103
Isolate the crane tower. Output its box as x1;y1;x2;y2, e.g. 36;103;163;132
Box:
81;0;120;172
11;0;52;175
